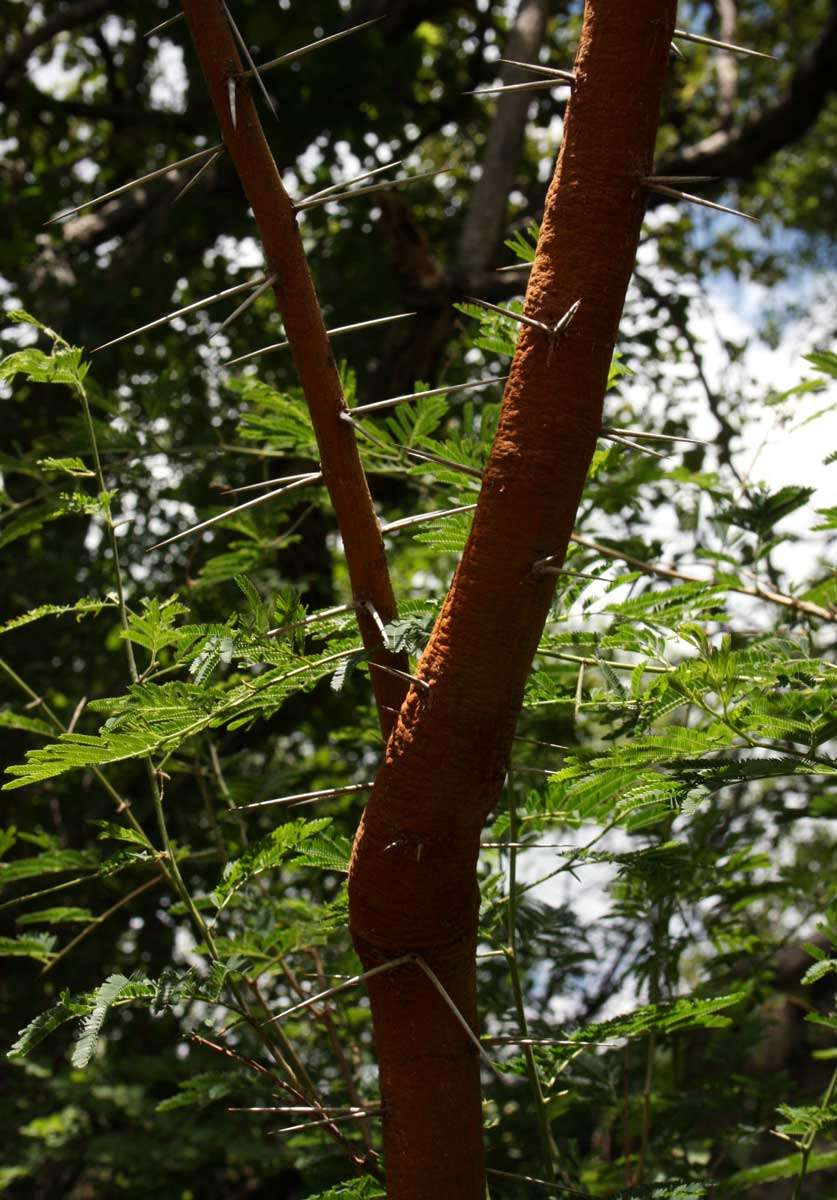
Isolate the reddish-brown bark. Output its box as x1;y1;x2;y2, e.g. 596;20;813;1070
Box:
348;3;678;1196
180;2;409;736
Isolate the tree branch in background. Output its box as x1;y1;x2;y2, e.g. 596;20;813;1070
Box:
374;0;553;397
456;0;550;279
658;0;837;178
0;0;113;97
715;0;740;129
570;532;836;623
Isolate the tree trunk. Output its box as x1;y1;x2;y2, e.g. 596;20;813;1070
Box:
348;3;678;1196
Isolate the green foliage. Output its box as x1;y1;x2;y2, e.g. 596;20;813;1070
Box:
2;4;836;1197
0;933;56;963
212;818;332;909
3;307;835;1196
306;1180;386;1199
0;597;117;635
71;974;137;1068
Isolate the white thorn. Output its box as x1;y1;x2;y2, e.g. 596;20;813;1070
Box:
45;144;223;225
464;296;552;336
261;953;416;1026
497;58;575;83
467;77;571;97
146;472;321;551
226;311;417;367
303;160;402;205
93;274;272;353
145;13;185;38
379;503;477;535
238;17;384;80
227;77;238;130
349;374;507;416
644;181;759;224
360;600;390;647
296;166;450;213
212;273;277;340
223;2;278;119
414;957;500;1075
673;27;778;60
172;149;224;205
229;782;372;813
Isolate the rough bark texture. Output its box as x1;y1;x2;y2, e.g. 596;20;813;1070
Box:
179;1;409;735
348;3;678;1196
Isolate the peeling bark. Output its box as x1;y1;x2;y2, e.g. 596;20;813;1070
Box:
348;3;678;1196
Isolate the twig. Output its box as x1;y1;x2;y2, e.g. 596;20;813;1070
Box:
569;532;836;622
237;17;384;79
41;874;163;975
485;1167;591;1196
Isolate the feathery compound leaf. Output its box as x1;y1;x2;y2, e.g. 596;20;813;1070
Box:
609;1185;707;1199
232;377;318;456
0;710;54;737
123;596;190;656
151;965;190;1015
801;957;837;985
305;1180;386;1200
71;973;134;1068
454;300;520;357
722;1149;837;1190
3;730;161;790
36;456;94;477
0;932;56;962
330;650;366;693
156;1071;244;1113
505;992;747;1080
293;830;353;874
0;345;87;389
16;907;93;926
190;632;236;684
0;848;98;891
8;998;82;1059
94;821;153;848
414;510;475;554
212;818;332;909
0;597;116;635
504;220;539;264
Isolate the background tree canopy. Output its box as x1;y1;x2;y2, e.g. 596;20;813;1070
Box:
0;1;835;1197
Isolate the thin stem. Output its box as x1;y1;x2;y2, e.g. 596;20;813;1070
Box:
636;901;667;1184
304;949;375;1152
0;657;151;845
146;761;220;955
570;532;835;623
792;1064;837;1199
208;740;248;845
74;377;138;681
41;875;162;975
505;779;559;1182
